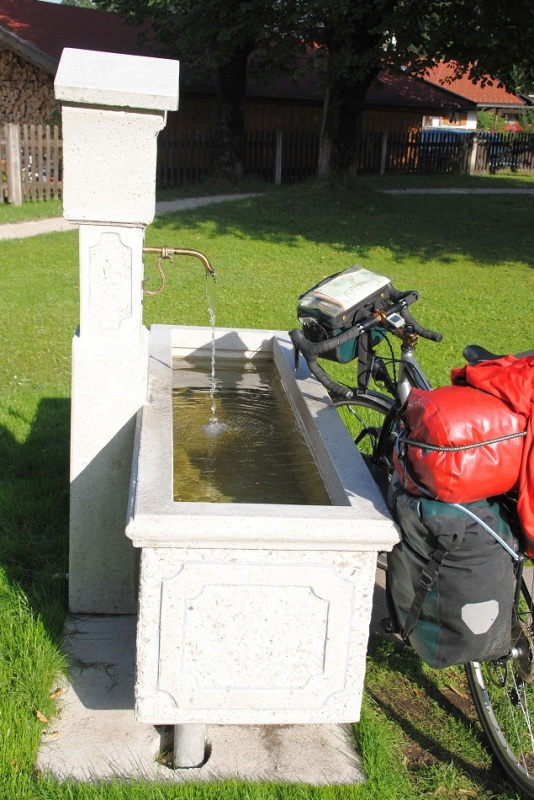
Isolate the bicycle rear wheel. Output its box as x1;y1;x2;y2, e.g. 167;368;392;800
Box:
466;569;534;797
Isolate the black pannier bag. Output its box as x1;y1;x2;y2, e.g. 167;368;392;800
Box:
386;479;516;669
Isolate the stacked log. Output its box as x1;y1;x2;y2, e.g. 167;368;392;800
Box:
0;47;59;126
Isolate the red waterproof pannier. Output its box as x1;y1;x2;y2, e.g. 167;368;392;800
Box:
395;384;527;503
451;355;534;555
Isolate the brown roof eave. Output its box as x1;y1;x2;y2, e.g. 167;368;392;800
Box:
368;102;472;114
477;102;529;111
0;26;57;74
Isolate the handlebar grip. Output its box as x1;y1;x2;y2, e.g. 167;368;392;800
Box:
289;324;362;359
418;327;443;343
289;329;354;399
289;327;318;359
401;310;443;342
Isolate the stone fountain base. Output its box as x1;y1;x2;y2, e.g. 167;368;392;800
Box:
37;324;397;784
35;610;385;784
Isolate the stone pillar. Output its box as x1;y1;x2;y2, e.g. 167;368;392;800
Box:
54;48;179;613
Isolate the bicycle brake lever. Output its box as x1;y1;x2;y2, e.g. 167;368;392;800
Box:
292;342;300;373
288;330;301;373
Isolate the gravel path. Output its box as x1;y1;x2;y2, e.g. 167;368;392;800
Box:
383;188;534;194
0;193;260;241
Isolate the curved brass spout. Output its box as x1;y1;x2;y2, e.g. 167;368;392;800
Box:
142;246;215;297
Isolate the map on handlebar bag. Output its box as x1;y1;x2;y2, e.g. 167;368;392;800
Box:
298;266;391;322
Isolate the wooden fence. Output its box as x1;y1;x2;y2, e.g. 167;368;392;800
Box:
156;128;321;185
158;128;534;185
1;123;63;204
377;130;534;175
347;129;534;175
2;124;533;203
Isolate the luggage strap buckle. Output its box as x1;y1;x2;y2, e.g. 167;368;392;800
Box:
419;548;447;591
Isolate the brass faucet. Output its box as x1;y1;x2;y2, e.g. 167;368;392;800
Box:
142;246;215;296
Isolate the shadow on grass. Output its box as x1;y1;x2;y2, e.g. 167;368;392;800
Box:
0;397;70;642
150;178;534;271
366;632;518;797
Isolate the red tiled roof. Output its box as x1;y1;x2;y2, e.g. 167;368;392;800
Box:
423;61;526;108
243;65;474;108
0;0;154;68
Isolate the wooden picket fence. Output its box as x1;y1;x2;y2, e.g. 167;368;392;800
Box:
156;128;321;185
158;128;534;186
374;130;534;175
1;123;63;204
2;123;534;203
157;128;322;185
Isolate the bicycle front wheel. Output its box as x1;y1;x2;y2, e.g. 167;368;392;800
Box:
466;572;534;796
333;392;395;496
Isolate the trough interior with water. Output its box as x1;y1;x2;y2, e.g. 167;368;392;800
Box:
173;360;331;505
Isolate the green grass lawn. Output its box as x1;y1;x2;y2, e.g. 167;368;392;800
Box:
1;169;532;224
0;176;532;799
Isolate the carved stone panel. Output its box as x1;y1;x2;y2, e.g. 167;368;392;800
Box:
89;232;133;331
135;547;375;725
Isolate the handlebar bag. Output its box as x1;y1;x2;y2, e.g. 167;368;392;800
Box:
297;265;391;363
386;481;515;668
394;384;527;503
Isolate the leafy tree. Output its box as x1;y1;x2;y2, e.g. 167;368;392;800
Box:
301;0;534;175
300;0;400;175
477;110;501;132
92;0;534;178
61;0;97;7
92;0;302;178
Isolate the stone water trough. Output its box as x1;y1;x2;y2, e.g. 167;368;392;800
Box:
126;323;399;765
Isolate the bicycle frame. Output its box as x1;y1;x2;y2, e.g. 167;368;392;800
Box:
335;327;434;472
395;335;433;404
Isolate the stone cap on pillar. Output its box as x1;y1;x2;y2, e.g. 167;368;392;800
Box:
55;48;180;111
55;48;179;226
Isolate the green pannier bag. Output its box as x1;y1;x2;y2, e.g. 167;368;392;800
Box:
386;480;516;669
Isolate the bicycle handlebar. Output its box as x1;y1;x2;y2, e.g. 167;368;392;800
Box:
400;309;443;343
289;289;442;399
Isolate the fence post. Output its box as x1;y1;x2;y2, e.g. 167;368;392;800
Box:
6;123;22;205
274;130;283;185
467;133;478;175
380;131;388;176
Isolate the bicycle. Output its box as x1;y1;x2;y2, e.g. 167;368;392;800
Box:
289;272;534;797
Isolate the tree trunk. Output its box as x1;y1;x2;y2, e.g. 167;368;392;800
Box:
319;73;376;178
215;47;249;180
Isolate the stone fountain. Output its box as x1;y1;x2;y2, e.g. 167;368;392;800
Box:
38;46;399;783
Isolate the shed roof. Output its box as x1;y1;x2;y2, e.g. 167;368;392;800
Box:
367;70;474;110
0;0;478;112
0;0;152;73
